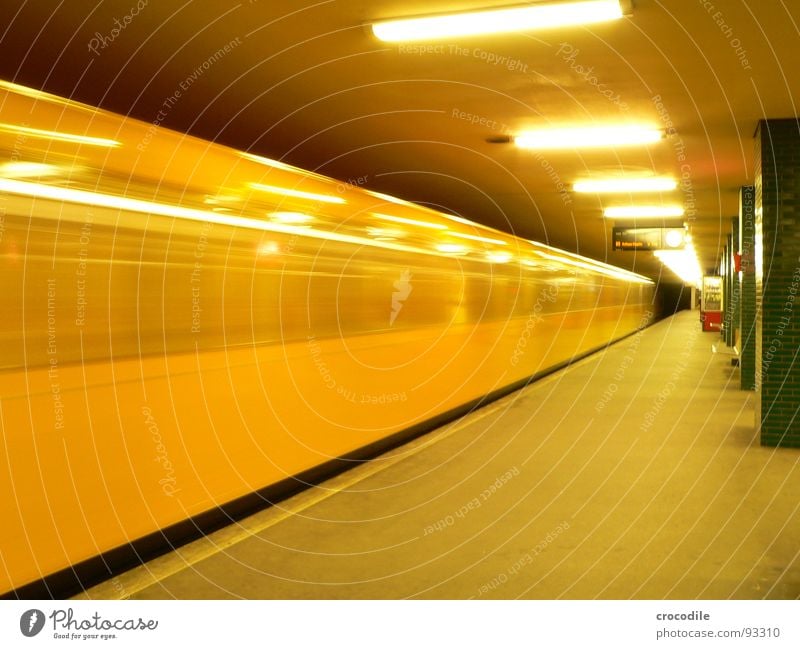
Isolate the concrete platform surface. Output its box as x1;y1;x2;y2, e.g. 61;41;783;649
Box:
79;311;800;600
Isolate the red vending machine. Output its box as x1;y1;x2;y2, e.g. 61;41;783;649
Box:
701;275;723;332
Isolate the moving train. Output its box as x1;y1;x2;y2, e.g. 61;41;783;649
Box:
0;80;653;597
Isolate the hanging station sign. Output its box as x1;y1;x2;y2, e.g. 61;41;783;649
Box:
612;227;685;251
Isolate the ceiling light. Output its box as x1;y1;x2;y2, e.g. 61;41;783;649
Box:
654;244;702;286
249;182;346;204
603;205;685;218
515;125;662;150
573;177;678;193
0;122;120;147
373;212;447;229
372;0;626;42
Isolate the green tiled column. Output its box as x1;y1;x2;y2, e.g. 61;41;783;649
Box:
754;120;800;447
739;186;756;390
730;217;740;347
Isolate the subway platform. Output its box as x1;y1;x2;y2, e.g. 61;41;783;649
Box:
78;311;800;600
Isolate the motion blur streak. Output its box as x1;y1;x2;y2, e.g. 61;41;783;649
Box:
0;82;652;595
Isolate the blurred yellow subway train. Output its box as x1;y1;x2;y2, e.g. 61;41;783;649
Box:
0;81;653;597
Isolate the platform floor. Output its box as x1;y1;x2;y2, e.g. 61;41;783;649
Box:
79;311;800;599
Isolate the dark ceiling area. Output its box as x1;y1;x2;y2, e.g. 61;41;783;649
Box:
1;1;798;279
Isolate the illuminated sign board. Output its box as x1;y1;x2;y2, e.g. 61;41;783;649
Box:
612;227;685;251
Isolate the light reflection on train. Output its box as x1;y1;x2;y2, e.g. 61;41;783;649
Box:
0;80;653;596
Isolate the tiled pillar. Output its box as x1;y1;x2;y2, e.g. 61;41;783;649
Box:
754;119;800;447
721;241;730;343
739;186;756;390
729;217;740;348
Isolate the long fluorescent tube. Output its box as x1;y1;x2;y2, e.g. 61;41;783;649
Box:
573;177;678;193
654;244;702;286
372;0;625;42
603;205;684;218
0;122;120;147
516;125;662;150
249;182;346;204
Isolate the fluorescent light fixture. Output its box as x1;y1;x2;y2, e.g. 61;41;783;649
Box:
373;212;447;229
249;182;346;204
654;244;702;286
372;0;625;42
449;231;508;245
269;211;314;224
516;125;662;150
573;177;678;193
603;205;685;218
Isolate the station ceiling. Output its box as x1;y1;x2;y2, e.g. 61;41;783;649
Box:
1;1;798;280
